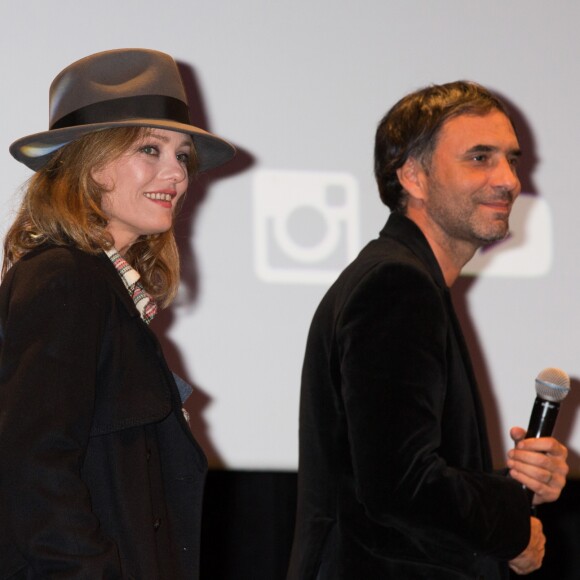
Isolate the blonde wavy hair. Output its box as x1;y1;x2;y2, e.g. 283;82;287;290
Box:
2;126;197;308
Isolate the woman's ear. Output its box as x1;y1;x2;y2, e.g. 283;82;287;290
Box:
90;167;105;187
90;163;115;191
396;157;428;203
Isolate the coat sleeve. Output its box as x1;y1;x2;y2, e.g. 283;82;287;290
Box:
0;251;122;578
336;261;530;560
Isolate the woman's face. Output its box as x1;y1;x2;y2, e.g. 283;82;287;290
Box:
95;128;193;253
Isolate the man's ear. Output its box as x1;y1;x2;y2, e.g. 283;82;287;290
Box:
396;157;427;203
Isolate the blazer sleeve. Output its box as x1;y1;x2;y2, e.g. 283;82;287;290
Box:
336;261;530;560
0;251;122;578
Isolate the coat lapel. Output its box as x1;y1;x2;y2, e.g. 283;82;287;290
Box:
381;213;494;471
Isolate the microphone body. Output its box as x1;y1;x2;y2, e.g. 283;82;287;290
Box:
526;397;562;439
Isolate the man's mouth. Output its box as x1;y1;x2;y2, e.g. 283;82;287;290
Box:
481;197;512;211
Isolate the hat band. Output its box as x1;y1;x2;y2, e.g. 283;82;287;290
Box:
50;95;191;130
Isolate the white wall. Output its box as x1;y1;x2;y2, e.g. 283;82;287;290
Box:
2;1;580;471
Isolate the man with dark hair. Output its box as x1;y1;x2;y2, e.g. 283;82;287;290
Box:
288;81;568;579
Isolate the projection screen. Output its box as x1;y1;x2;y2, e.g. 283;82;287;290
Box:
1;0;579;472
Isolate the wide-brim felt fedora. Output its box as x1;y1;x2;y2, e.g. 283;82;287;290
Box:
10;48;236;172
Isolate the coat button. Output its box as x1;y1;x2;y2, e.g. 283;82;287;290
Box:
153;518;161;530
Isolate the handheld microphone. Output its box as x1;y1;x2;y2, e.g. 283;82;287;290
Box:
523;367;570;504
526;367;570;439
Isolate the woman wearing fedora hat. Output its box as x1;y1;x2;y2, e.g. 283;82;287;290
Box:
0;49;235;579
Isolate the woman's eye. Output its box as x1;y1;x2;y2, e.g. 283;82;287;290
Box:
177;153;190;164
140;145;159;156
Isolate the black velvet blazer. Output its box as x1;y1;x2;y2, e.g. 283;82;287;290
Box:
288;213;531;579
0;246;207;579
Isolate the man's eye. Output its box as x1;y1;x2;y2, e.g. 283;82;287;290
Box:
472;154;488;163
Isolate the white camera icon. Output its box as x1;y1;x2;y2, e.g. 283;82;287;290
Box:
253;169;360;284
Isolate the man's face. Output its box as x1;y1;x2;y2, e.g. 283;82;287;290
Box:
419;110;521;249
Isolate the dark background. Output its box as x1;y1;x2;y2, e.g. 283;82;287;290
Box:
200;471;580;579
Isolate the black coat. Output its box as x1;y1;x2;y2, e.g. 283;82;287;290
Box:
288;213;531;579
0;246;207;579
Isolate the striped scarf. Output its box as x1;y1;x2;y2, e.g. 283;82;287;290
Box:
105;249;158;324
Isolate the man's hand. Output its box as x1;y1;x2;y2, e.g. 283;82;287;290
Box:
508;516;545;575
507;426;568;505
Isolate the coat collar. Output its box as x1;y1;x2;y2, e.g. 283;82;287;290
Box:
379;212;448;291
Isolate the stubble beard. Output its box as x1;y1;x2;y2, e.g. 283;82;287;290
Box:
426;186;513;250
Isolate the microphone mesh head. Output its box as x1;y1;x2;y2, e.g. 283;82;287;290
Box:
535;367;570;402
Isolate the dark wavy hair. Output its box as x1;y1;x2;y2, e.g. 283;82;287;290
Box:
374;81;514;212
